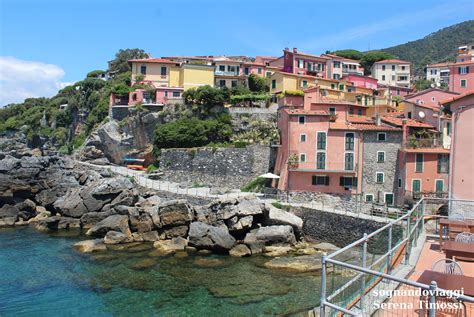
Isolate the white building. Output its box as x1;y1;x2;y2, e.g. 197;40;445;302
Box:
426;62;450;86
371;59;411;87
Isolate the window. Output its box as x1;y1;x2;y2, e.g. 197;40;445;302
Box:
398;178;402;188
391;65;395;71
384;193;394;206
140;65;147;75
435;180;444;193
459;66;469;75
377;133;386;141
219;80;226;87
298;59;304;68
331;84;335;89
345;133;355;150
231;80;238;87
333;61;341;68
172;91;180;97
431;97;436;102
377;151;385;162
219;65;225;72
339;84;344;91
164;91;168;97
132;93;137;101
299;153;306;162
376;172;384;183
349;107;354;115
415;153;423;172
446;122;451;136
329;107;336;115
344;153;354;170
298;116;305;124
266;72;271;78
382;65;386;71
401;66;406;71
392;75;395;81
382;75;386;81
312;175;330;186
399;76;408;81
302;80;308;87
412;179;421;193
340;176;357;187
316;152;326;170
300;134;307;142
365;194;374;202
271;79;276;89
357;109;363;116
244;67;249;75
161;66;167;76
317;132;326;150
407;112;412;119
333;74;341;80
258;68;262;74
461;79;467;87
437;154;449;173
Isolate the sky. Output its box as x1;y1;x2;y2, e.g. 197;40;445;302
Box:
0;0;472;106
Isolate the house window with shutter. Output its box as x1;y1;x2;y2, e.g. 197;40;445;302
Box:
312;175;329;186
317;132;326;150
340;176;357;187
459;66;469;75
376;172;384;183
316;152;326;170
344;153;354;171
345;133;355;150
437;154;449;173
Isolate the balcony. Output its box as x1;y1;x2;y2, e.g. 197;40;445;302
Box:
342;68;363;75
215;70;240;76
403;137;440;149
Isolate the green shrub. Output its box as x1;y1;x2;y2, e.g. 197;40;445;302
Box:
284;90;305;97
271;201;292;211
241;177;271;192
248;74;269;93
147;164;158;173
230;94;270;104
72;133;86;149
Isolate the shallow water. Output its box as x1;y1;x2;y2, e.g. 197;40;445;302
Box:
0;227;336;316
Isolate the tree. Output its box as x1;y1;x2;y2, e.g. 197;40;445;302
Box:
108;48;148;74
331;49;363;60
248;74;268;93
86;70;105;78
415;79;433;91
360;51;395;75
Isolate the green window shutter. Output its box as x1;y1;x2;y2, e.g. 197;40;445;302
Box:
340;177;344;186
325;176;330;186
312;176;317;185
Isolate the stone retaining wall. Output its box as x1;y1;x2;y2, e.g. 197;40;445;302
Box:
160;145;273;190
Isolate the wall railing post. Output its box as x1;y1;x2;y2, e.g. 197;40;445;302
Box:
387;225;393;274
428;281;437;317
320;254;327;317
405;212;411;265
360;233;368;312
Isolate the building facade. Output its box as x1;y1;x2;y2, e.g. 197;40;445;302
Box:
371;59;411;88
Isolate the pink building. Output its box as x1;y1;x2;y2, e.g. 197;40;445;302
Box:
342;74;378;90
443;92;474;200
448;61;474;93
281;48;329;78
241;62;267;77
155;87;184;105
378;84;412;97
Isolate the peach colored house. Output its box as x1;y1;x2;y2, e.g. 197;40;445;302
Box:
342;74;378;89
448;61;474;93
443;92;474;200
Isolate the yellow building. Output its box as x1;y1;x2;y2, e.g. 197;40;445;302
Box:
269;71;317;93
129;58;215;90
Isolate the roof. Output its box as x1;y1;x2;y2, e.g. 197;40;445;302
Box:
441;91;474;104
286;109;329;116
405;88;459;99
374;59;411;65
242;61;266;66
347;115;374;124
381;115;435;128
401;147;450;154
329;122;358;130
322;54;361;64
314;98;368;107
128;58;177;64
352;123;402;131
285;49;329;61
427;62;450;68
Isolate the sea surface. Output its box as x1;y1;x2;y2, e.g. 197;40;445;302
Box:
0;227;335;317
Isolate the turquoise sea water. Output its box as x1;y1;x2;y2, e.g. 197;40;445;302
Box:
0;227;329;317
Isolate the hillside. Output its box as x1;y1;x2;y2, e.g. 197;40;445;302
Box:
380;20;474;76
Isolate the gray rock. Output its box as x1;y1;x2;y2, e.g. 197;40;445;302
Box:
80;210;113;229
162;225;188;239
129;213;154;233
0;217;17;227
314;242;340;252
74;239;107;253
226;215;253;231
244;225;296;246
188;222;236;251
15;199;36;220
53;188;89;218
0;204;19;219
104;231;131;244
263;204;303;234
153;237;188;255
263;255;322;272
156;200;193;227
110;189;138;207
86;215;132;237
229;244;252;257
139;231;161;242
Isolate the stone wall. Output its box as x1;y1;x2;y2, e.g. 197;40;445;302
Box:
362;131;402;205
294;207;403;252
160;145;273;190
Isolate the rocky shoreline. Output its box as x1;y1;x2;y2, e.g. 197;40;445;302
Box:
0;152;339;267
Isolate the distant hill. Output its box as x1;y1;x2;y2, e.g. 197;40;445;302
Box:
379;20;474;77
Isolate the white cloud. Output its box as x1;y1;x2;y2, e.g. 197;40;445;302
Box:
0;56;71;106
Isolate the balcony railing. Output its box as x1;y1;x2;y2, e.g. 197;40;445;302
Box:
288;160;357;173
403;137;440;149
215;70;240;76
319;197;474;316
342;69;363;75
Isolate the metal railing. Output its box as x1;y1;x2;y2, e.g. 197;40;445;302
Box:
319;197;474;316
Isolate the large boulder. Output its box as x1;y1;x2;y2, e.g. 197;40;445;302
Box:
226;215;253;231
15;199;37;220
53;188;89;217
104;231;132;244
80;210;113;229
263;204;303;235
74;239;107;253
188;222;236;252
86;215;131;237
229;244;252;257
263;255;322;272
129;213;154;233
0;204;19;219
244;225;296;246
153;237;188;255
154;200;194;227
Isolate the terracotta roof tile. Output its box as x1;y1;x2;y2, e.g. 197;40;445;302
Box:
441;91;474;104
129;58;177;64
381;115;435;128
286;109;329;116
347;115;374;124
374;59;411;64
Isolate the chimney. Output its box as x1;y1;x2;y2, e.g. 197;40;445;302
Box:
293;47;298;53
375;114;381;126
284;47;289;51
